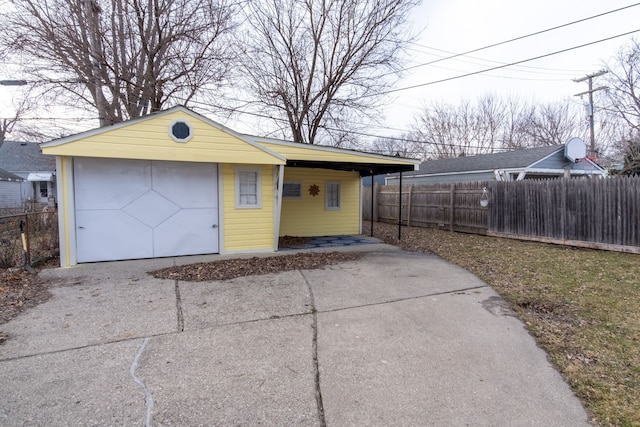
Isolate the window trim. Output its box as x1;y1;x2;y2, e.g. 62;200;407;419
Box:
325;181;341;210
169;119;193;143
234;166;262;209
282;181;302;199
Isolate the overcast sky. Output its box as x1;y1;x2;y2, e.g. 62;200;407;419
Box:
1;0;638;142
373;0;640;137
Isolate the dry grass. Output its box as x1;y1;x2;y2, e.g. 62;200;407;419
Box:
366;222;639;426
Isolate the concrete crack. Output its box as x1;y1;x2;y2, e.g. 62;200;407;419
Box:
299;270;326;427
174;280;184;332
130;337;154;427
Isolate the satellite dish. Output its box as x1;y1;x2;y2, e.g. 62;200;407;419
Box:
564;137;587;162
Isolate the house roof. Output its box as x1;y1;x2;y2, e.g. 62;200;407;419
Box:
0;140;56;172
42;106;419;176
0;167;24;182
410;145;563;176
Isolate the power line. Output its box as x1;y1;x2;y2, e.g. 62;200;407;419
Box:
405;45;589;75
382;29;640;95
399;2;640;75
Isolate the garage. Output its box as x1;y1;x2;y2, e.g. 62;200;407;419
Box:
74;157;219;262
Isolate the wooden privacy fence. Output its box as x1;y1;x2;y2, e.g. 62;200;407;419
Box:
363;176;640;253
363;182;490;234
489;177;640;252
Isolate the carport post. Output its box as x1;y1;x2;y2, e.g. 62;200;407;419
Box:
370;171;374;237
398;172;402;240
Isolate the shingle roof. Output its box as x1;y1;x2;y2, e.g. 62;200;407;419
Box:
0;167;24;181
407;145;563;176
0;140;56;172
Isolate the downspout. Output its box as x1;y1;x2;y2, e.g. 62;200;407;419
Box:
273;164;285;251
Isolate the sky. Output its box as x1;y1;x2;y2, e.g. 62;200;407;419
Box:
1;0;639;142
369;0;640;138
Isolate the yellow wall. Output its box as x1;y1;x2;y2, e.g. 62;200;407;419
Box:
279;168;360;237
43;110;283;166
222;164;275;251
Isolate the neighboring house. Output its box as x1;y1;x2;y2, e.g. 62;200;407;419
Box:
0;140;57;205
41;106;418;267
385;141;606;185
0;167;24;209
362;174;387;187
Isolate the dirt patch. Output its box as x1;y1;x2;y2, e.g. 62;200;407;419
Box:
152;251;363;282
278;235;311;247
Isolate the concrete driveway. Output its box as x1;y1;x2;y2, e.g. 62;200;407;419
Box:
0;243;591;426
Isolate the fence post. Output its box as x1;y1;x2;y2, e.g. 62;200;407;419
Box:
373;183;379;222
450;183;455;232
560;179;566;240
407;184;413;227
24;214;31;265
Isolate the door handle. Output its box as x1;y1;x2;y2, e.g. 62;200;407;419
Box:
212;224;218;228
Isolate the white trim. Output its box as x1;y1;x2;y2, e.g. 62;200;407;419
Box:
234;166;262;209
388;163;607;184
358;180;363;234
168;119;193;143
217;165;225;254
325;181;341;210
273;165;285;251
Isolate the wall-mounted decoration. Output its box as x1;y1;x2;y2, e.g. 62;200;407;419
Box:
308;184;320;197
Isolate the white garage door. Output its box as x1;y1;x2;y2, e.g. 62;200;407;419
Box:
74;158;219;262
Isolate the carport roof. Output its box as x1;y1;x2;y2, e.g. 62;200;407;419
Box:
253;136;419;176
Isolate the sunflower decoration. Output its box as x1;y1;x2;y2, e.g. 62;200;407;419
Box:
308;184;320;197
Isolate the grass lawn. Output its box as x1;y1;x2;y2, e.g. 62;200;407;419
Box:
367;222;640;427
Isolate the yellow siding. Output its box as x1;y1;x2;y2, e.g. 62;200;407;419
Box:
222;164;275;251
279;168;360;236
43;111;283;165
260;140;416;166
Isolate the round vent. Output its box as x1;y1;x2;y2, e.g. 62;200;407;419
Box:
169;120;193;142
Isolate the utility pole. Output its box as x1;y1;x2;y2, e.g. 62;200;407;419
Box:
573;70;608;159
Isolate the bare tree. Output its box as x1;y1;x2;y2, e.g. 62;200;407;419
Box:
411;95;584;159
619;133;640;175
369;134;421;159
519;101;581;147
603;38;640;132
410;96;505;159
0;85;35;147
1;0;237;127
240;0;420;145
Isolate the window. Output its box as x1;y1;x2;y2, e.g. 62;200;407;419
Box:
169;120;193;142
283;182;302;198
235;167;262;208
39;181;48;198
325;181;340;210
